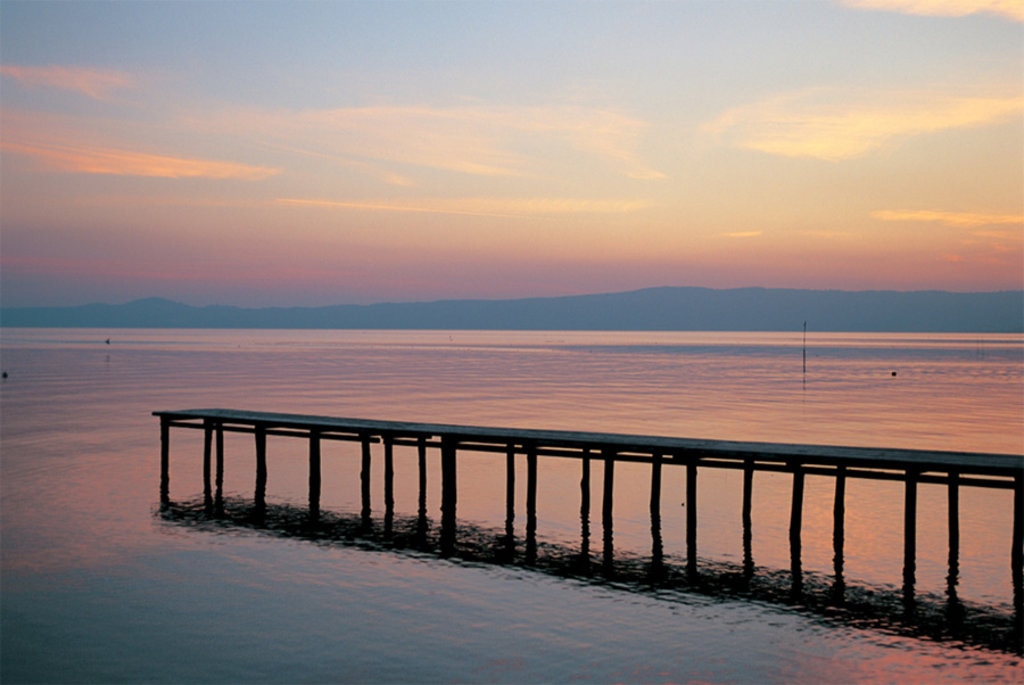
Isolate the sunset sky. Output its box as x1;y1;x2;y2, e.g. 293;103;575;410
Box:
2;0;1021;307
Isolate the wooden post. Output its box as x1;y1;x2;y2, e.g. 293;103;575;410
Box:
789;461;804;592
947;470;959;600
505;444;516;557
214;422;224;512
650;452;663;568
416;436;428;542
579;447;591;568
440;436;457;556
742;457;753;577
650;451;662;518
384;435;395;533
687;459;698;578
1013;472;1023;624
417;437;428;520
160;417;170;505
526;443;538;563
833;464;846;592
254;423;267;517
360;435;372;523
505;444;516;561
603;448;616;573
903;467;919;607
202;420;213;504
309;429;321;521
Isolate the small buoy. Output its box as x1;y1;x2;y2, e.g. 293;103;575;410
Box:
891;371;897;377
1;371;7;379
105;338;111;345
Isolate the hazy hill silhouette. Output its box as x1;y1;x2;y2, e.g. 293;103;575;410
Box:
2;287;1021;332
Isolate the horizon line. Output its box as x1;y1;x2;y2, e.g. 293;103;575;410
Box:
3;283;1023;311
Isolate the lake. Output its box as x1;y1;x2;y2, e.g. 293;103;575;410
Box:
1;328;1021;682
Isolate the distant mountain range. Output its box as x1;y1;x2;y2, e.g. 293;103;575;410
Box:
1;287;1021;332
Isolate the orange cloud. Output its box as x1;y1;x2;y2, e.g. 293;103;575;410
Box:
841;0;1024;21
704;89;1023;160
3;140;279;180
0;65;134;99
871;210;1024;227
276;196;653;218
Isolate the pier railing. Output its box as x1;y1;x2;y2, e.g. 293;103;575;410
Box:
154;408;1023;647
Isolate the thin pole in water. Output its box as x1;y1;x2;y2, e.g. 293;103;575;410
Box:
802;321;807;375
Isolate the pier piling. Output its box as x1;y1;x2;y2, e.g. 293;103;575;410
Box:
904;467;919;607
202;420;213;506
384;436;395;533
309;429;321;520
742;458;754;578
360;436;372;524
440;436;457;556
789;462;805;593
686;460;698;578
254;424;267;519
602;448;615;573
832;464;847;598
526;444;538;563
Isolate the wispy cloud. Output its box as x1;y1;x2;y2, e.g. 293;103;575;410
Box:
872;209;1024;227
3;140;279;180
723;231;763;238
276;196;653;218
203;104;665;182
841;0;1024;22
703;89;1023;160
0;65;134;99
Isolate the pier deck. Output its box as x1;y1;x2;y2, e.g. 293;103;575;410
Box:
155;408;1021;481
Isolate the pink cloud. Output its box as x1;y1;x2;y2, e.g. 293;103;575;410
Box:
3;139;279;180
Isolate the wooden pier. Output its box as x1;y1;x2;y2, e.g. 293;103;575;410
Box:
155;408;1023;620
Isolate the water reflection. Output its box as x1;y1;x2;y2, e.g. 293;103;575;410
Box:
158;487;1022;655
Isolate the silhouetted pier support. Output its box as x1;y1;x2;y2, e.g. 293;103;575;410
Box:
201;419;226;513
440;436;457;556
417;438;428;518
360;436;372;525
789;462;805;594
504;444;516;557
650;451;664;570
155;408;1023;619
384;435;395;533
1013;473;1024;627
160;419;170;505
202;421;213;505
215;423;224;511
254;424;267;520
525;444;538;563
579;448;592;570
416;437;429;542
309;429;321;521
903;467;919;607
832;465;847;599
742;458;754;578
602;448;615;572
686;460;697;578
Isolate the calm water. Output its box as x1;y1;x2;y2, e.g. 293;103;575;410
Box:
1;328;1022;683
